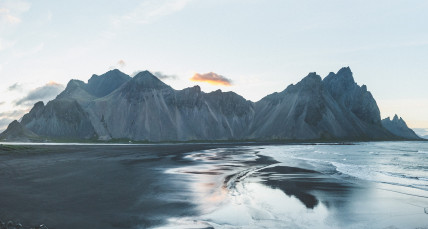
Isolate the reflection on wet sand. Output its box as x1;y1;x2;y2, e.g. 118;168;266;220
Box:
163;146;428;229
256;166;353;209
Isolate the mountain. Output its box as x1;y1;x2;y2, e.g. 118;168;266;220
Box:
381;115;421;140
20;100;97;140
0;120;40;142
249;68;393;140
56;69;131;101
85;71;254;141
85;69;131;97
0;67;419;142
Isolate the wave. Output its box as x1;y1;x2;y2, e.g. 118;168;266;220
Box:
331;161;428;192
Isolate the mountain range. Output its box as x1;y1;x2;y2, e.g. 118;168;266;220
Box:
0;67;422;142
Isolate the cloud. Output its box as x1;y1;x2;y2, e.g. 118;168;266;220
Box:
0;101;5;106
117;59;126;68
8;82;22;91
153;71;177;80
0;109;27;119
131;70;178;80
190;72;232;86
15;81;64;106
0;0;30;26
0;8;21;24
109;60;126;70
0;109;28;132
0;118;14;132
115;0;192;25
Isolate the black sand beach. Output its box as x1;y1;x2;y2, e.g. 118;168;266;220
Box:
1;144;427;229
0;144;220;228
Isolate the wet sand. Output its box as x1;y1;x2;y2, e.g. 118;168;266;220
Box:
0;144;223;228
1;144;427;229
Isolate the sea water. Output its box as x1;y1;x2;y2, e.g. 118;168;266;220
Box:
163;141;428;229
260;141;428;193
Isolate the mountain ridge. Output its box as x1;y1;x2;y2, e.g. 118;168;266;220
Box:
0;67;421;142
381;115;421;140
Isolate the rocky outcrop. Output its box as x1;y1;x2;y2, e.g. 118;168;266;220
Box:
86;71;254;141
0;120;39;141
324;67;382;125
0;67;417;142
382;115;421;140
85;69;131;97
20;100;97;139
249;68;394;140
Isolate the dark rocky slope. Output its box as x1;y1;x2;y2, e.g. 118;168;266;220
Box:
0;67;419;142
0;120;39;142
382;115;421;140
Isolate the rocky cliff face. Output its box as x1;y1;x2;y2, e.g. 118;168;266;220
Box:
85;69;131;97
86;71;254;141
0;120;39;142
324;67;382;125
249;68;394;140
0;67;416;141
20;100;97;139
381;115;421;140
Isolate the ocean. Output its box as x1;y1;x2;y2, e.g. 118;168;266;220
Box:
260;141;428;193
163;141;428;228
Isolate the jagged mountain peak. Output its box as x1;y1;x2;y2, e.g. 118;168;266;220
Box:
323;67;382;125
57;79;94;101
0;120;39;141
259;72;322;104
131;70;171;89
133;70;156;79
385;114;404;122
181;85;202;94
206;89;247;100
106;68;124;75
33;101;45;110
389;114;407;125
324;66;355;87
191;85;201;92
29;101;45;114
382;114;420;140
57;80;85;97
337;66;352;74
393;114;401;121
6;120;21;130
88;69;128;81
209;89;223;94
66;79;86;88
299;72;322;86
86;69;131;97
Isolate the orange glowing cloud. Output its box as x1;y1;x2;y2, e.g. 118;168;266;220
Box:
190;72;232;86
47;81;62;86
117;59;126;68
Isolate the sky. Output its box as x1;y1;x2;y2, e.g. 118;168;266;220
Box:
1;0;428;132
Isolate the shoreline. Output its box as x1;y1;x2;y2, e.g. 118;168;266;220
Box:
1;137;427;146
